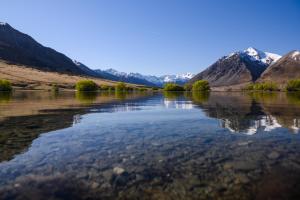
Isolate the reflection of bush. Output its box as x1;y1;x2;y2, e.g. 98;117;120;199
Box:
286;92;300;105
75;91;97;104
0;92;12;104
163;91;184;100
248;91;278;103
191;92;210;103
115;90;127;100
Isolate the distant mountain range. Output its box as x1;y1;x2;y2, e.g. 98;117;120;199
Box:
95;68;194;87
189;47;300;89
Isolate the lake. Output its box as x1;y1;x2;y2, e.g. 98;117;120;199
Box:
0;91;300;200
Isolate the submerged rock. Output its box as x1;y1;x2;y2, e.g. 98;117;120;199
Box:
268;151;280;160
113;167;125;175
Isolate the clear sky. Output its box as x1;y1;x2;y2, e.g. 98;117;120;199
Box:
1;0;300;75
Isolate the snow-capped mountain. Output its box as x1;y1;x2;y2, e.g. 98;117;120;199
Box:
189;47;282;87
95;68;194;87
227;47;281;65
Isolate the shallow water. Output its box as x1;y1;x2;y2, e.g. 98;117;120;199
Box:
0;91;300;200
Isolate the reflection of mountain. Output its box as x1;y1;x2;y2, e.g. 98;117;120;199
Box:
0;112;76;162
0;92;155;162
188;92;300;134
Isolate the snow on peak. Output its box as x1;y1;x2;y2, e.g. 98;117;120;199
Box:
0;22;7;26
291;51;300;61
73;60;81;66
243;47;281;65
105;68;128;77
225;47;281;65
161;73;194;83
103;68;194;86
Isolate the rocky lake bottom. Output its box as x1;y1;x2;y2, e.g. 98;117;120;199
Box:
0;91;299;200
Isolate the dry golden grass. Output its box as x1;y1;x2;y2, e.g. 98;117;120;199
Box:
0;61;139;90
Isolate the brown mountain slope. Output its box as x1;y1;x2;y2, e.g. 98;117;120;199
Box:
258;50;300;84
189;53;268;87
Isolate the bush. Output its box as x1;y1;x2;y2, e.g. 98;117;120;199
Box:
126;86;134;91
192;80;210;91
138;88;147;92
243;82;278;91
52;84;59;92
244;84;254;91
76;80;98;91
115;82;127;91
286;79;300;91
100;85;110;90
163;83;184;91
184;84;192;91
262;82;278;91
0;79;12;91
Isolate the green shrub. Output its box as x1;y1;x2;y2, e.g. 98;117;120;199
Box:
115;82;126;91
163;83;184;91
262;82;278;91
243;82;278;91
192;80;210;91
138;88;147;92
0;79;12;91
75;80;98;91
184;84;192;91
52;84;59;92
100;85;110;90
243;84;254;91
126;86;134;91
286;79;300;91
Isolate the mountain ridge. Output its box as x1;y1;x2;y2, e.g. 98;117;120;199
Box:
0;22;101;78
189;47;283;88
95;68;194;87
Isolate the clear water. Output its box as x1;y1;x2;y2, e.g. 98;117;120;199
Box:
0;91;300;200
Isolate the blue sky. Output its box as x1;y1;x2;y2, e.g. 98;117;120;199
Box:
1;0;300;75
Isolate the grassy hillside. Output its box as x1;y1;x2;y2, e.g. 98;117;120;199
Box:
0;61;140;90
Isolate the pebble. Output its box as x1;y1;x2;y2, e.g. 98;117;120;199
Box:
91;182;99;189
113;167;125;175
268;151;280;159
235;174;250;184
237;141;252;146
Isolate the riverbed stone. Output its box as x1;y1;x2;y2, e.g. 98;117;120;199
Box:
268;151;280;160
113;167;125;175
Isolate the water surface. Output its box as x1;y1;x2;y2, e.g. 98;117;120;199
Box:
0;91;300;200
